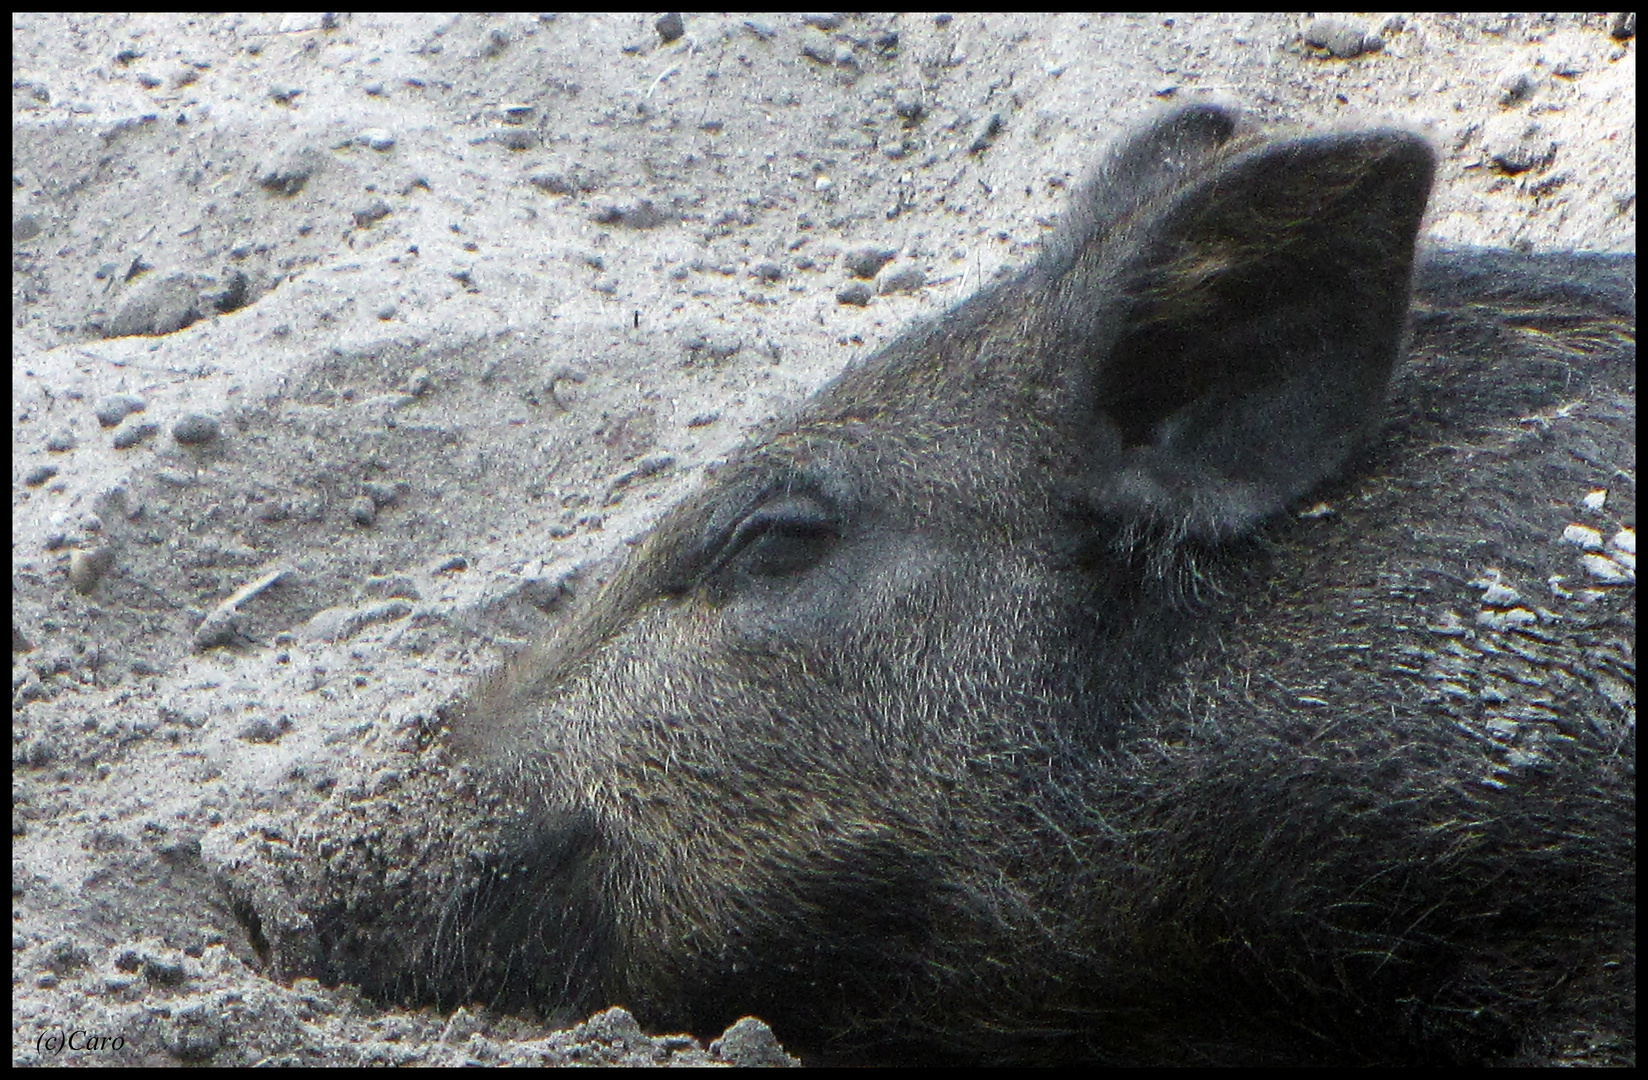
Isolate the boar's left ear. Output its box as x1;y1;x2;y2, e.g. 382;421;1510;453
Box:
1064;126;1435;541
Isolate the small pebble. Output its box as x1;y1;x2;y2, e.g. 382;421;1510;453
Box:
69;547;114;595
172;412;220;445
112;419;160;449
95;394;147;428
836;281;872;306
1560;524;1604;550
842;245;897;279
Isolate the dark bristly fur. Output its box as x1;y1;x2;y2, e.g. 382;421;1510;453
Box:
316;105;1636;1064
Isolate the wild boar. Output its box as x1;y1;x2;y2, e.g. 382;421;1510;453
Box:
309;104;1636;1064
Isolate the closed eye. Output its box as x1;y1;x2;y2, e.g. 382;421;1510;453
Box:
705;497;841;581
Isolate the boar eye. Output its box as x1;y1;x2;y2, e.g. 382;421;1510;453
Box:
711;497;841;581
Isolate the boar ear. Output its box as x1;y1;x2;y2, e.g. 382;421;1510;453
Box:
1041;103;1241;279
1073;126;1435;541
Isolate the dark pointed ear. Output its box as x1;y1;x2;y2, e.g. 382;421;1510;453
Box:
1064;123;1435;540
1040;103;1242;279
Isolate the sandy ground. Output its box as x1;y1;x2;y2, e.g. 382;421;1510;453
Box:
11;13;1635;1066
